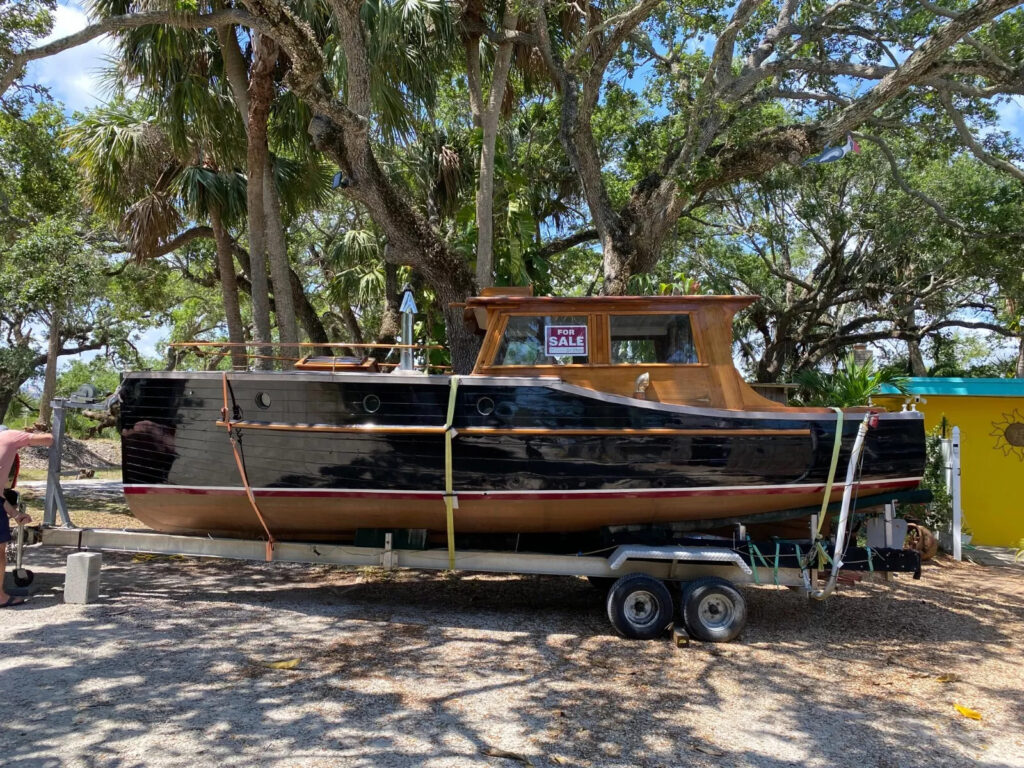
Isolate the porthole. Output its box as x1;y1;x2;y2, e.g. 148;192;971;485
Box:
255;392;272;409
476;396;495;416
362;394;381;414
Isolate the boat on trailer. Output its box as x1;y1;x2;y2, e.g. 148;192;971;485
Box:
118;288;925;544
25;294;927;642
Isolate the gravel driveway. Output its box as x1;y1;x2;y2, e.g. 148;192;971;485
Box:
2;542;1023;768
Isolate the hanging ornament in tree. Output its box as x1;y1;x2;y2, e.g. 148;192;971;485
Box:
803;133;861;166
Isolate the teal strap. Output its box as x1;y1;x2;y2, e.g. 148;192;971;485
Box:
747;537;759;584
773;540;781;586
747;537;770;585
866;545;874;573
794;543;805;572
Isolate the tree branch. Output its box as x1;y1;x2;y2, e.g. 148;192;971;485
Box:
938;90;1024;183
1;9;261;96
826;0;1023;139
535;228;599;259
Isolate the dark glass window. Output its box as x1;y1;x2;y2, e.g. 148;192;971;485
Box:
494;315;589;366
610;315;699;364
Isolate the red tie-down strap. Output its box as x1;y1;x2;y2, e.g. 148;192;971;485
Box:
221;372;276;561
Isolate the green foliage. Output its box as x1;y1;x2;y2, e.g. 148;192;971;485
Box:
0;1;54;82
904;426;956;535
793;354;909;407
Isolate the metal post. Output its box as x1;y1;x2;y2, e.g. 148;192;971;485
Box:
399;285;417;372
951;426;962;561
43;399;72;527
883;502;894;548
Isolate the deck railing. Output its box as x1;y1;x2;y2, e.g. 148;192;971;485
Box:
167;340;450;373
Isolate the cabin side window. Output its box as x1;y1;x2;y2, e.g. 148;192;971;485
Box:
609;314;699;364
494;315;589;366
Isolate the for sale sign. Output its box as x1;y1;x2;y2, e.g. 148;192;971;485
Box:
545;325;588;356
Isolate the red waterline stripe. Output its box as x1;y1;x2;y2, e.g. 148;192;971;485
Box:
124;478;920;502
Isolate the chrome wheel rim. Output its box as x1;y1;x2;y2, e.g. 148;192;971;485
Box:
624;590;660;627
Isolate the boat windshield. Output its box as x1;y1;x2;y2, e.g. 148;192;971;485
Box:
609;314;699;364
495;315;589;365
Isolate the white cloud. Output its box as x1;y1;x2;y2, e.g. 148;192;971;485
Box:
23;2;117;112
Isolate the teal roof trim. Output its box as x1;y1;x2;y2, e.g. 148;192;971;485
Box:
877;378;1024;397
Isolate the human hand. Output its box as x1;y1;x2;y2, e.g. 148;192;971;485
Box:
12;512;31;525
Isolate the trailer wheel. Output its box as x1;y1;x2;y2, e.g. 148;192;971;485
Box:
13;568;34;587
606;573;673;640
680;577;746;643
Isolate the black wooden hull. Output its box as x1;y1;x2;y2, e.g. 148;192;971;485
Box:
119;371;925;540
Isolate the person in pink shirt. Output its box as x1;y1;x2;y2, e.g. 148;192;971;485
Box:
1;426;53;607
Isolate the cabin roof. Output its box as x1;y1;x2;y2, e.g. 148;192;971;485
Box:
463;294;759;311
878;377;1024;398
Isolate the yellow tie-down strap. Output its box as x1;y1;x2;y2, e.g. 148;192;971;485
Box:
444;375;460;570
815;406;844;570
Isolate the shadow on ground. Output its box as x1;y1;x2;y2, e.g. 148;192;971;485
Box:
1;548;1022;768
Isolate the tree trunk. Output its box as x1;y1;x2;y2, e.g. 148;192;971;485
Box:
908;339;927;376
246;33;276;368
208;203;248;370
309;116;480;373
377;260;401;344
341;303;364;347
472;12;518;289
0;387;15;424
216;23;250;129
264;157;300;358
1016;335;1024;378
36;309;61;429
290;265;329;345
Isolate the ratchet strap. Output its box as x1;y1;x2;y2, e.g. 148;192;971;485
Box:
817;407;845;536
814;407;845;570
221;373;276;561
443;376;460;570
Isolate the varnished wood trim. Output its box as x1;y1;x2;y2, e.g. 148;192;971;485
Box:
216;420;809;438
174;341;443;350
483;363;710;371
217;420;447;435
465;296;759;311
457;428;811;437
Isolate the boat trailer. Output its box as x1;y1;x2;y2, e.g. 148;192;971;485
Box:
7;399;924;643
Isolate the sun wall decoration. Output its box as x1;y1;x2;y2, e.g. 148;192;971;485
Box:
991;409;1024;461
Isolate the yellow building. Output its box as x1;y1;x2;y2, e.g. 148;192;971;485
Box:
874;378;1024;547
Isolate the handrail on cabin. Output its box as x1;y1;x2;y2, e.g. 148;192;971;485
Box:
167;339;449;373
168;341;445;350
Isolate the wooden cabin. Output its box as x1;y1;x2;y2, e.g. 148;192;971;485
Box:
464;287;788;411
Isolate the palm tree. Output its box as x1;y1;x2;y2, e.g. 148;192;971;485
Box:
793;353;910;407
67;100;251;369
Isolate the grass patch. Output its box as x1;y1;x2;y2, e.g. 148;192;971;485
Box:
17;486;146;530
17;467;122;482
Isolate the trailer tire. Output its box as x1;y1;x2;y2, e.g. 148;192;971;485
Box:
681;577;746;643
606;573;673;640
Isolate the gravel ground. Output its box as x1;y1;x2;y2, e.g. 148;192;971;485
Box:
17;437;120;471
2;543;1022;768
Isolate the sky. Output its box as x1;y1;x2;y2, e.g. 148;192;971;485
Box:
25;2;117;113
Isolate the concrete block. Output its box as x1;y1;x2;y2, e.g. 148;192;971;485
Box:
65;552;102;604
